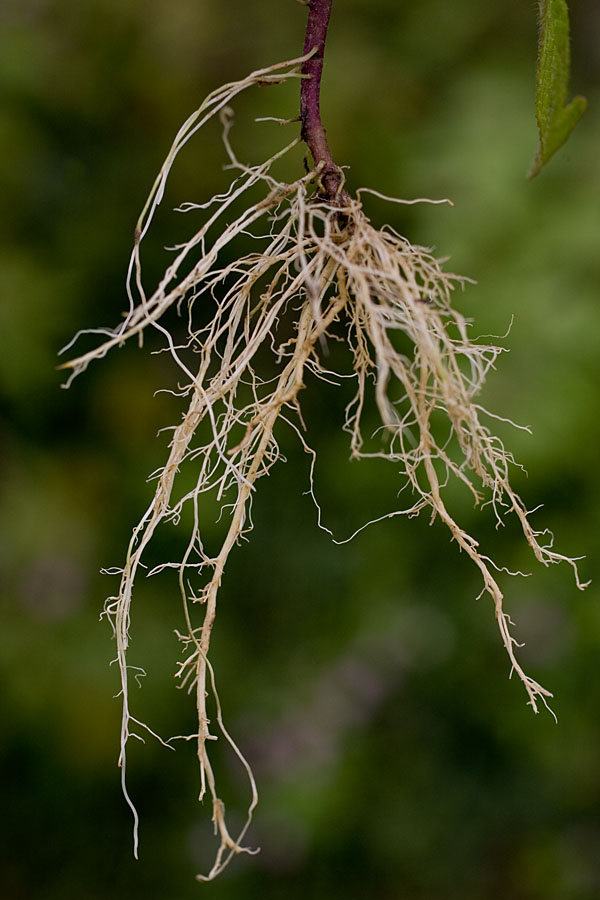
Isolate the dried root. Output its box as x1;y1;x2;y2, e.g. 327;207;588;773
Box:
60;53;588;879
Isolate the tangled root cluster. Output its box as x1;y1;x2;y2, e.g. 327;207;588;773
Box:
61;54;587;879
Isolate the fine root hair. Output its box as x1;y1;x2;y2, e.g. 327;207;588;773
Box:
61;53;588;880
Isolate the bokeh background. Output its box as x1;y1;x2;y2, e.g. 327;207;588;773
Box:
1;0;599;897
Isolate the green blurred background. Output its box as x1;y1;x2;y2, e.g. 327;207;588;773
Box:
1;0;599;897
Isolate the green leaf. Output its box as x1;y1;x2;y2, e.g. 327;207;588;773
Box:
528;0;587;178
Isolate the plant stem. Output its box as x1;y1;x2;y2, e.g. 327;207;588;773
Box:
301;0;348;202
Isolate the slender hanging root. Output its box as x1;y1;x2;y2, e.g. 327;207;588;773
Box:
61;54;588;880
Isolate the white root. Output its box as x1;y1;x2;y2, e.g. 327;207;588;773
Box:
61;53;588;880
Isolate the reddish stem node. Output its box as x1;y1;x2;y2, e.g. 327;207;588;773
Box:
301;0;348;203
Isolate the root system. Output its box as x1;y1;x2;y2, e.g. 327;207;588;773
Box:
61;54;588;880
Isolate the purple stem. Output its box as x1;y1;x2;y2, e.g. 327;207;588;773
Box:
301;0;348;202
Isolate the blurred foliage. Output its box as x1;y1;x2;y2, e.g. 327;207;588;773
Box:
1;0;599;897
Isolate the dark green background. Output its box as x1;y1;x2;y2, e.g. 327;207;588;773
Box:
1;1;599;897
